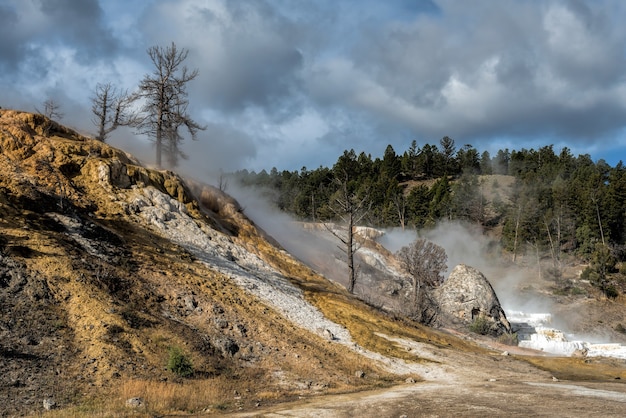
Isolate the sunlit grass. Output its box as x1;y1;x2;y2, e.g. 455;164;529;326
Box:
31;377;247;417
519;356;626;381
308;292;490;363
116;377;248;414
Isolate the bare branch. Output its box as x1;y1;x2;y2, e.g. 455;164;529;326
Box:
132;42;206;168
324;172;371;293
36;99;64;120
91;83;136;142
395;238;447;317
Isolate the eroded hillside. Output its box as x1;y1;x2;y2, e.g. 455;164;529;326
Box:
2;110;626;417
0;110;405;415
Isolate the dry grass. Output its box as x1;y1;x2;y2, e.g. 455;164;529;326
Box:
519;356;626;381
116;377;250;414
309;293;489;363
240;221;492;366
29;377;246;417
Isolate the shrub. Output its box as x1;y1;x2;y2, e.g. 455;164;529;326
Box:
580;266;592;281
603;285;619;300
167;346;194;378
469;316;491;335
497;332;519;346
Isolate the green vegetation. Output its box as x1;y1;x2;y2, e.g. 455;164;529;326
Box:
580;243;619;298
167;346;194;378
497;332;519;346
234;138;626;297
468;316;491;335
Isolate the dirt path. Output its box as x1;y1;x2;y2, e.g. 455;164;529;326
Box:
230;379;626;417
228;331;626;417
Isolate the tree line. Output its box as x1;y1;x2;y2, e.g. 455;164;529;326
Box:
234;138;626;298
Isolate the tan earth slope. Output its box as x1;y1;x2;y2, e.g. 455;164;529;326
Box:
1;109;626;417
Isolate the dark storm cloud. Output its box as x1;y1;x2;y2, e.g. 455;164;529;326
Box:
95;0;626;170
130;0;308;133
0;0;120;115
36;0;118;59
206;30;303;113
3;0;626;172
0;0;117;72
0;3;21;71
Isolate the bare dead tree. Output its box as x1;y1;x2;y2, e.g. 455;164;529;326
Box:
91;83;135;142
132;42;205;168
395;238;447;317
590;190;606;246
35;99;64;136
324;173;370;293
37;99;64;120
543;213;562;277
512;202;522;263
392;192;407;230
527;240;542;281
218;169;228;192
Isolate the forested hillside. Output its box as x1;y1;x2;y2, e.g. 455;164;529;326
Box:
234;137;626;298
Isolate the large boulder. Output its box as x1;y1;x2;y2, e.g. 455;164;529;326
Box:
433;264;511;336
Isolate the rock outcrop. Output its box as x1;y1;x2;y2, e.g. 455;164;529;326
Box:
434;264;511;336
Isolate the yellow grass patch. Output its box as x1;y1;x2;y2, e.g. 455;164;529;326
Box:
519;356;626;381
308;292;489;362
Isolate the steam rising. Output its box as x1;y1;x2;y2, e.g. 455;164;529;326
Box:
223;185;552;319
224;181;335;270
377;222;553;314
207;181;622;346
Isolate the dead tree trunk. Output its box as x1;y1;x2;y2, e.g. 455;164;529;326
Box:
513;203;522;263
324;172;370;294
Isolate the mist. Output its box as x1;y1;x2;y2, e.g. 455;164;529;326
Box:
217;181;556;318
193;171;626;347
221;180;336;271
217;182;556;318
377;222;555;316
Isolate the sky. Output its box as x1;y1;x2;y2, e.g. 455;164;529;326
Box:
2;0;626;178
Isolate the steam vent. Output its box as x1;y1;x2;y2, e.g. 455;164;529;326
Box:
434;264;511;336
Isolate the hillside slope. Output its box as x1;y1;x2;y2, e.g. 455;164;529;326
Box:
1;110;626;416
0;110;394;415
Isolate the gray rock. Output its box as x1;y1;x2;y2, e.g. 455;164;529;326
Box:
125;397;144;408
433;264;511;336
323;329;335;340
183;295;197;311
214;337;239;356
43;398;56;410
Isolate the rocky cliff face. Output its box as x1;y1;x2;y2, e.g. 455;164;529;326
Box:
434;264;511;336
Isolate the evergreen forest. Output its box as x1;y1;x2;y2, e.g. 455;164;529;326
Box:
233;137;626;297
